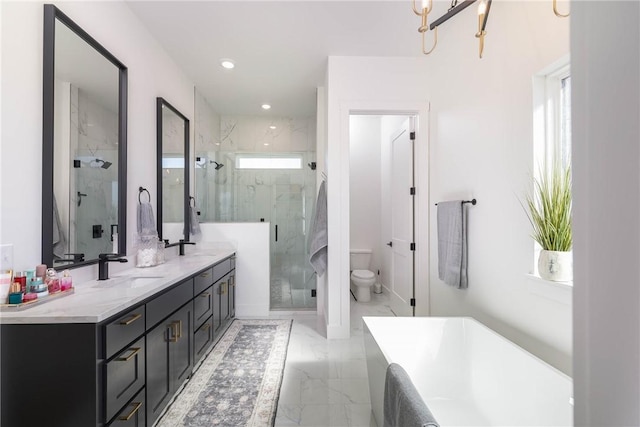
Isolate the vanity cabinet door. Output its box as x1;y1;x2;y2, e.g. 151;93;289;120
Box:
213;281;221;332
146;303;193;426
219;275;230;323
171;303;193;387
146;319;172;426
229;273;236;319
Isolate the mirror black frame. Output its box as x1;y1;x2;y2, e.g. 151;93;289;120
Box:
156;97;190;243
42;4;128;269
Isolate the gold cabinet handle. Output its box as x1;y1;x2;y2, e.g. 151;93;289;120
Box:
116;347;140;362
118;401;142;421
200;271;210;278
202;322;211;331
176;320;182;339
200;292;210;298
119;313;142;325
168;323;178;342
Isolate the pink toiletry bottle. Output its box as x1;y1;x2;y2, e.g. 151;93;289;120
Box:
60;270;73;291
45;268;60;293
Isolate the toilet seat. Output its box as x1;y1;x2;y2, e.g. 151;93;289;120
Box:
352;269;374;280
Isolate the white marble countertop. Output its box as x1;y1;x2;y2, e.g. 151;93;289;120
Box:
0;247;235;325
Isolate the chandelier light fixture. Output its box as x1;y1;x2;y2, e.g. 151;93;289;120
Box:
553;0;569;18
413;0;492;59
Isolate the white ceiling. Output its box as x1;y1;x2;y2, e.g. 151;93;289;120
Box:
126;1;427;117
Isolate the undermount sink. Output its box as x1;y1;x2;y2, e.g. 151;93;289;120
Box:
93;276;164;288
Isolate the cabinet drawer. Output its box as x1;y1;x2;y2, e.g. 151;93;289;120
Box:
105;337;145;423
194;286;214;331
107;387;145;427
105;306;146;360
213;258;232;284
194;316;214;366
194;267;214;296
146;278;193;329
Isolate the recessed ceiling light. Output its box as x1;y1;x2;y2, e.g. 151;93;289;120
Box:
220;59;235;69
261;104;271;110
269;125;276;130
264;143;270;146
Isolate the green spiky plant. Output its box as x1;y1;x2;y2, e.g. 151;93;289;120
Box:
524;164;572;252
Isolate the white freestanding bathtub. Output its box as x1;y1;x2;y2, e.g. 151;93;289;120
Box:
363;317;572;426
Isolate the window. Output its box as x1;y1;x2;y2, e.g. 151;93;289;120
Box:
235;154;303;170
531;56;572;285
533;56;571;174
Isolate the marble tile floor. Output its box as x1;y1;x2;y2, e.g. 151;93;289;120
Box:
271;291;395;426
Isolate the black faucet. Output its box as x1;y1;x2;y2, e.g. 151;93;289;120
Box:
164;239;196;256
98;253;128;280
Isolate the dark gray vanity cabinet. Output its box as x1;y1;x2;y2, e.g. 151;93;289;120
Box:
0;254;235;427
147;302;193;426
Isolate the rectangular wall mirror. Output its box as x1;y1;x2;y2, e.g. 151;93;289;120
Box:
42;4;127;269
156;97;190;243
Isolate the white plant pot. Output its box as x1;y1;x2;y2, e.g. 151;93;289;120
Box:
538;250;573;282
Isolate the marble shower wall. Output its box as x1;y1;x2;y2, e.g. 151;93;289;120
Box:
72;86;119;257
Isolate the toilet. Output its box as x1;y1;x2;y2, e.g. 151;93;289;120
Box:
350;249;376;302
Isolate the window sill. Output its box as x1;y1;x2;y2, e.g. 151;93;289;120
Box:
525;273;572;306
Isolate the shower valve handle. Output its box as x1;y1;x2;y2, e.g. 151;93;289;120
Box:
386;241;393;247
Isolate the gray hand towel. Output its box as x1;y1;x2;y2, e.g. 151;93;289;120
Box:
384;363;439;427
308;180;328;276
437;200;468;288
137;202;157;237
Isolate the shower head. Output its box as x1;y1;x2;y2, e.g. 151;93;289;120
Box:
210;161;224;170
95;159;112;169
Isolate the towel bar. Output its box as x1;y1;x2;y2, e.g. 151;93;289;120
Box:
435;198;476;206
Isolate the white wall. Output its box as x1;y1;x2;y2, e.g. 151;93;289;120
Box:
199;223;270;318
426;1;571;374
1;2;194;276
572;1;640;425
326;56;431;338
349;116;382;280
325;2;571;373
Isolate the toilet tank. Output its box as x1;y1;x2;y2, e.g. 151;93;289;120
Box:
350;249;372;270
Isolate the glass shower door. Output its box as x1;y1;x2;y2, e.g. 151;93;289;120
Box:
270;178;316;310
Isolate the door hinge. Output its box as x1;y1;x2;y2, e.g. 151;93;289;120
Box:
410;243;416;251
410;131;416;141
410;187;416;195
410;298;416;307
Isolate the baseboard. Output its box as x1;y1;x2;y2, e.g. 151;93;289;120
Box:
236;303;269;318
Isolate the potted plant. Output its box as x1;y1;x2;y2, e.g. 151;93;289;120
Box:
524;164;572;282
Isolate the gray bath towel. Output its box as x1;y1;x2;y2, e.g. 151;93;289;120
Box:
309;180;328;276
52;196;67;259
137;202;157;237
189;206;202;241
437;200;468;288
384;363;439;427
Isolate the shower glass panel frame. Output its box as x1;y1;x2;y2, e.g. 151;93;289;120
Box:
196;150;316;310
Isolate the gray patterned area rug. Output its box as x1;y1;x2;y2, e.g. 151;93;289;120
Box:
157;319;292;427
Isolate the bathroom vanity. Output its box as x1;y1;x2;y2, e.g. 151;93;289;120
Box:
0;250;235;427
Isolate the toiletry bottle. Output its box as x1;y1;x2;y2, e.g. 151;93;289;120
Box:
14;271;26;294
35;264;47;279
60;270;73;291
45;268;60;293
112;232;119;254
8;283;23;304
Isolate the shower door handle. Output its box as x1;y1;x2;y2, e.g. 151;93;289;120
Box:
275;225;278;242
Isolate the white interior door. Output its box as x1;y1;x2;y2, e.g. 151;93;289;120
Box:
389;119;414;316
